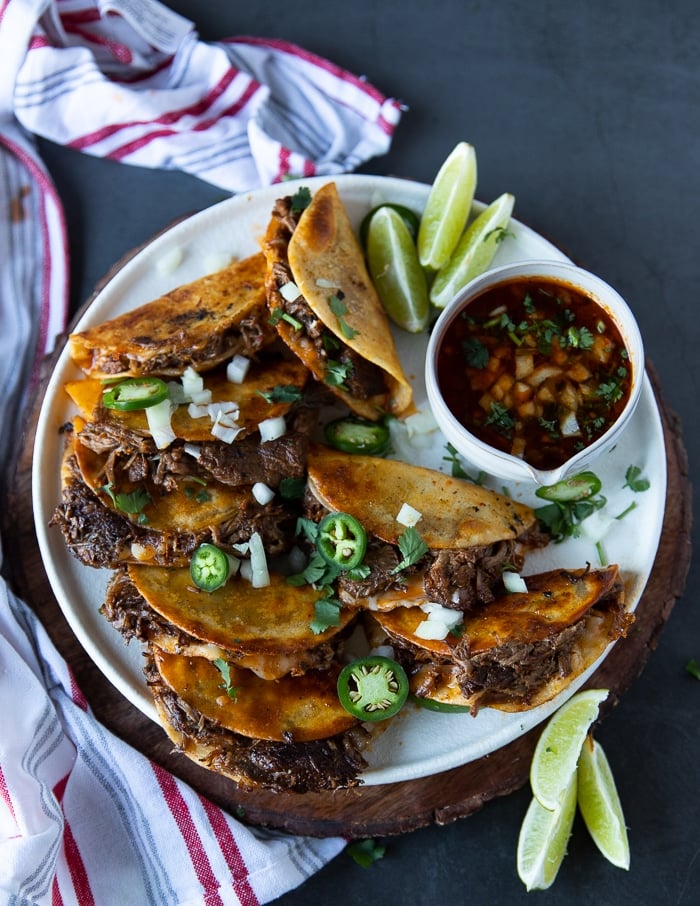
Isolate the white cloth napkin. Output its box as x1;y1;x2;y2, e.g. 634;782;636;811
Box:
0;1;402;902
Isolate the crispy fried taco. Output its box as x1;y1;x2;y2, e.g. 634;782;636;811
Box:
69;253;275;378
372;566;631;714
304;445;538;613
103;564;357;680
263;182;412;420
64;355;313;493
51;423;298;569
145;646;369;793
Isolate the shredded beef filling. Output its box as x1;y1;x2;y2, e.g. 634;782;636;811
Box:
51;460;296;569
423;540;522;611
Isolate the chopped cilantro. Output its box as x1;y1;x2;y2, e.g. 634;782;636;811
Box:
257;384;304;404
462;336;489;369
279;476;306;500
309;593;343;634
101;483;151;523
268;307;303;331
347;838;386;867
483;226;515;245
535;495;608;543
290;186;312;213
324;359;352;390
391;526;429;574
484;402;516;437
329;292;359;340
213;658;240;701
685;659;700;680
442;442;486;483
623;464;650;493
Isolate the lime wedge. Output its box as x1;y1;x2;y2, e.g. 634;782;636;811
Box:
417;142;477;272
366;206;430;333
578;736;630;870
530;688;609;811
517;773;578;891
429;192;515;310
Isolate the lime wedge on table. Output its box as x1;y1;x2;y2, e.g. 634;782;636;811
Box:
578;735;630;869
417;141;477;271
366;206;430;333
517;773;578;891
430;191;515;309
530;688;609;811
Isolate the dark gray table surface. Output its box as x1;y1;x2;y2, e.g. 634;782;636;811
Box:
36;1;699;903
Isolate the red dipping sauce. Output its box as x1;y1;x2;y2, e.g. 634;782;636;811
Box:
436;276;631;471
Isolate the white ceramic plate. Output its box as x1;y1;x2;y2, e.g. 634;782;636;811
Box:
33;174;666;786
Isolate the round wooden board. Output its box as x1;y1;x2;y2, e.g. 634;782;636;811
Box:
5;325;691;838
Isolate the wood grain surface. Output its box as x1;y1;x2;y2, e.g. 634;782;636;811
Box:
5;331;690;838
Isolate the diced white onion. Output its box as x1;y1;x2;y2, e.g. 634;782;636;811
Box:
182;365;204;397
189;388;212;405
315;277;340;289
146;399;177;449
226;354;250;384
183;443;202;460
259;415;286;443
207;401;240;421
404;410;439;437
252;482;275;505
239;559;252;581
559;409;581;437
187;402;210;419
580;510;615;543
156;246;183;275
503;571;528;593
529;364;563;387
414;602;463;640
167;381;187;405
248;531;270;587
279;281;302;302
232;542;250;555
211;411;242;444
396;502;422;527
225;554;241;576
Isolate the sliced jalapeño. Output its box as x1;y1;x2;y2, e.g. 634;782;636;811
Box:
337;655;409;721
316;512;367;571
102;376;169;411
190;543;230;592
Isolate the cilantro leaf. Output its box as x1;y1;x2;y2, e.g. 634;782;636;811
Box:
309;593;342;634
213;658;240;700
685;659;700;680
347;838;386;867
290;186;312;213
391;526;429;574
268;307;303;331
279;476;306;500
329;293;359;340
324;359;352;390
623;464;650;493
484;402;515;437
257;385;304;404
462;336;489;369
102;483;151;523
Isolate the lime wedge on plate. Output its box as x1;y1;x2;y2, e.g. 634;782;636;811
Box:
366;206;430;333
417;141;477;272
530;688;609;811
517;773;578;891
578;735;630;869
430;191;515;309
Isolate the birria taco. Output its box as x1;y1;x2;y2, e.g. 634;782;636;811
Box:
263;182;413;420
301;446;631;714
69;253;275;377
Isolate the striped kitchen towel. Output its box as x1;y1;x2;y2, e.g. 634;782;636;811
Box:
0;0;402;902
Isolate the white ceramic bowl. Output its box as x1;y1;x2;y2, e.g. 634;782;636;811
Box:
425;260;645;486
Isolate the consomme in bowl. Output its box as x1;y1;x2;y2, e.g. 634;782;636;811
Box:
425;260;644;486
